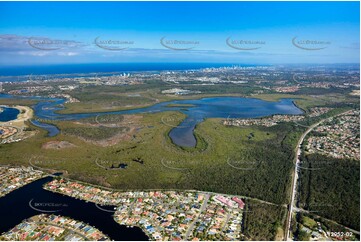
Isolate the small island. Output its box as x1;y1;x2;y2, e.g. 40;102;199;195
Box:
165;103;196;108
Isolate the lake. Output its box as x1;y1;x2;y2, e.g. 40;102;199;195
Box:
0;176;149;241
0;94;303;147
0;106;20;122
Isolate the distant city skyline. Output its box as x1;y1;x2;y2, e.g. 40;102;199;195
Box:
0;1;359;65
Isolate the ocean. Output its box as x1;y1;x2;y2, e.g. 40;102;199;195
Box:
0;63;256;77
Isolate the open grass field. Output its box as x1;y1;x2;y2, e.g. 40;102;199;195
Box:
0;98;39;106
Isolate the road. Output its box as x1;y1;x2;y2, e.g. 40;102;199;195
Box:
35;221;88;240
285;111;351;240
185;193;210;239
293;207;360;235
222;213;232;232
285;117;327;240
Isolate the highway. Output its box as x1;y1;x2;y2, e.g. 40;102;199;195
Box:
285;111;350;240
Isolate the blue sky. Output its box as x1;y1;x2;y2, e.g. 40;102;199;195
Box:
0;1;359;65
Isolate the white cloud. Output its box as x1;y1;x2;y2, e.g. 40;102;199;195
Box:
17;51;51;56
57;52;79;56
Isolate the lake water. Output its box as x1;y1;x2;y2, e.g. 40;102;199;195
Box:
0;106;20;122
166;97;303;147
0;176;148;241
0;94;303;147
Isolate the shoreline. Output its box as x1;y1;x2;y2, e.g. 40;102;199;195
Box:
0;165;46;199
0;105;33;125
56;94;300;115
1;92;309;116
15;105;34;122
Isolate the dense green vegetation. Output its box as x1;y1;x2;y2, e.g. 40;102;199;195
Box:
0;110;304;205
182;122;304;204
79;114;125;125
293;213;359;241
305;213;359;240
1;67;359;240
40;78;358;117
242;200;286;240
62;126;129;141
298;153;360;230
249;92;359;112
294;86;355;96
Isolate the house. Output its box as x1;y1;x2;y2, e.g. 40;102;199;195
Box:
232;197;245;209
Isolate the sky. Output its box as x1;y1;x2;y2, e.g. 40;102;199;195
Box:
0;1;359;66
